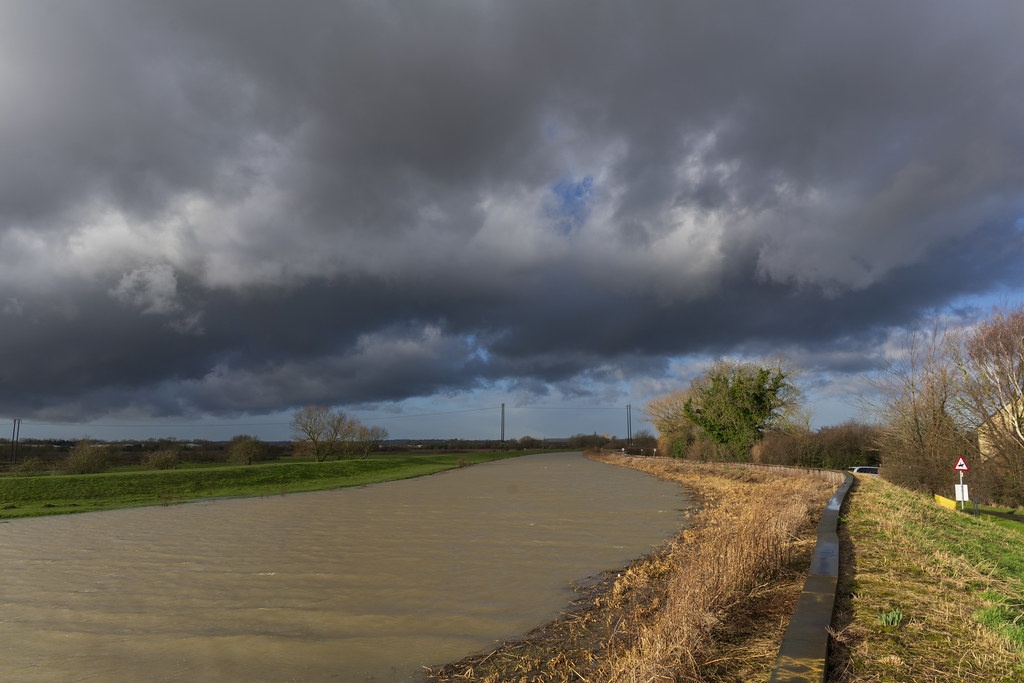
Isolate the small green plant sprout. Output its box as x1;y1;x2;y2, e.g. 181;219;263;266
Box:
877;607;903;627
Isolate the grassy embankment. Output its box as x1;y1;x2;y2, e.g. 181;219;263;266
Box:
431;454;838;681
0;451;528;519
832;475;1024;681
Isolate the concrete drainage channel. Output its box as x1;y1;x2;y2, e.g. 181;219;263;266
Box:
767;469;855;683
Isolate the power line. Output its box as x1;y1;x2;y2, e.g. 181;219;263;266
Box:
502;405;625;412
14;407;502;429
20;420;292;428
355;407;500;420
12;403;632;432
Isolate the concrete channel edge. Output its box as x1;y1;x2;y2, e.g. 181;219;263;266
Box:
767;469;854;683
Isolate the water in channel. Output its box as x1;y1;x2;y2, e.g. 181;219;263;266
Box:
0;452;687;681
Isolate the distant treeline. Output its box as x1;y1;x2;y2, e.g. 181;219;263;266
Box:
0;431;652;476
2;437;292;474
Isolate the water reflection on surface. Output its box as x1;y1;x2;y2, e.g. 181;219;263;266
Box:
0;452;686;681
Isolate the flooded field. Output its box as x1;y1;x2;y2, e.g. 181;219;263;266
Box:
0;452;687;681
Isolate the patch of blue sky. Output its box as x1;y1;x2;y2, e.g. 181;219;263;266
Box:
946;287;1024;319
466;333;491;363
550;175;594;235
804;387;865;429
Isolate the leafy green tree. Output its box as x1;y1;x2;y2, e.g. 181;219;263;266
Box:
682;359;802;460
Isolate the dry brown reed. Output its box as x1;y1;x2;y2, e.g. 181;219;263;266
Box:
429;455;836;682
593;456;834;681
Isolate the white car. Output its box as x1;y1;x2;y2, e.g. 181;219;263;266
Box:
849;466;879;475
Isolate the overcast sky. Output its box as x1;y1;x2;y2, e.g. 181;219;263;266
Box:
3;1;1024;442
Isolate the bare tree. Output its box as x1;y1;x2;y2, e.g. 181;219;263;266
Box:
950;305;1024;494
631;429;657;451
865;322;971;494
644;389;697;457
290;406;356;462
227;435;267;465
353;424;388;459
61;438;114;474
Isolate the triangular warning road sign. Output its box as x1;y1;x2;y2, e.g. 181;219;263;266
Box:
954;456;969;472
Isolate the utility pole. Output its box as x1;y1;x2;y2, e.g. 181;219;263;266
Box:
500;403;505;443
626;404;632;446
10;418;21;466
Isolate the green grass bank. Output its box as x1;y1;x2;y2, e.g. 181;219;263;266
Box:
0;451;529;518
832;475;1024;681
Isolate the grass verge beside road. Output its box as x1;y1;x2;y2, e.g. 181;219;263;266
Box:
831;475;1024;681
0;451;525;518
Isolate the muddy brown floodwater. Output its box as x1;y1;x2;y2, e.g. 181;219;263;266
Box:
0;452;687;681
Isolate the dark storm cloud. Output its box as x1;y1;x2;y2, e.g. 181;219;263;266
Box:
2;0;1023;422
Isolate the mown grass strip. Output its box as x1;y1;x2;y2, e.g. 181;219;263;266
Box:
0;451;526;518
980;514;1024;535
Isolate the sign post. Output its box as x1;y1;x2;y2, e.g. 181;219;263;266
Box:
954;456;970;510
